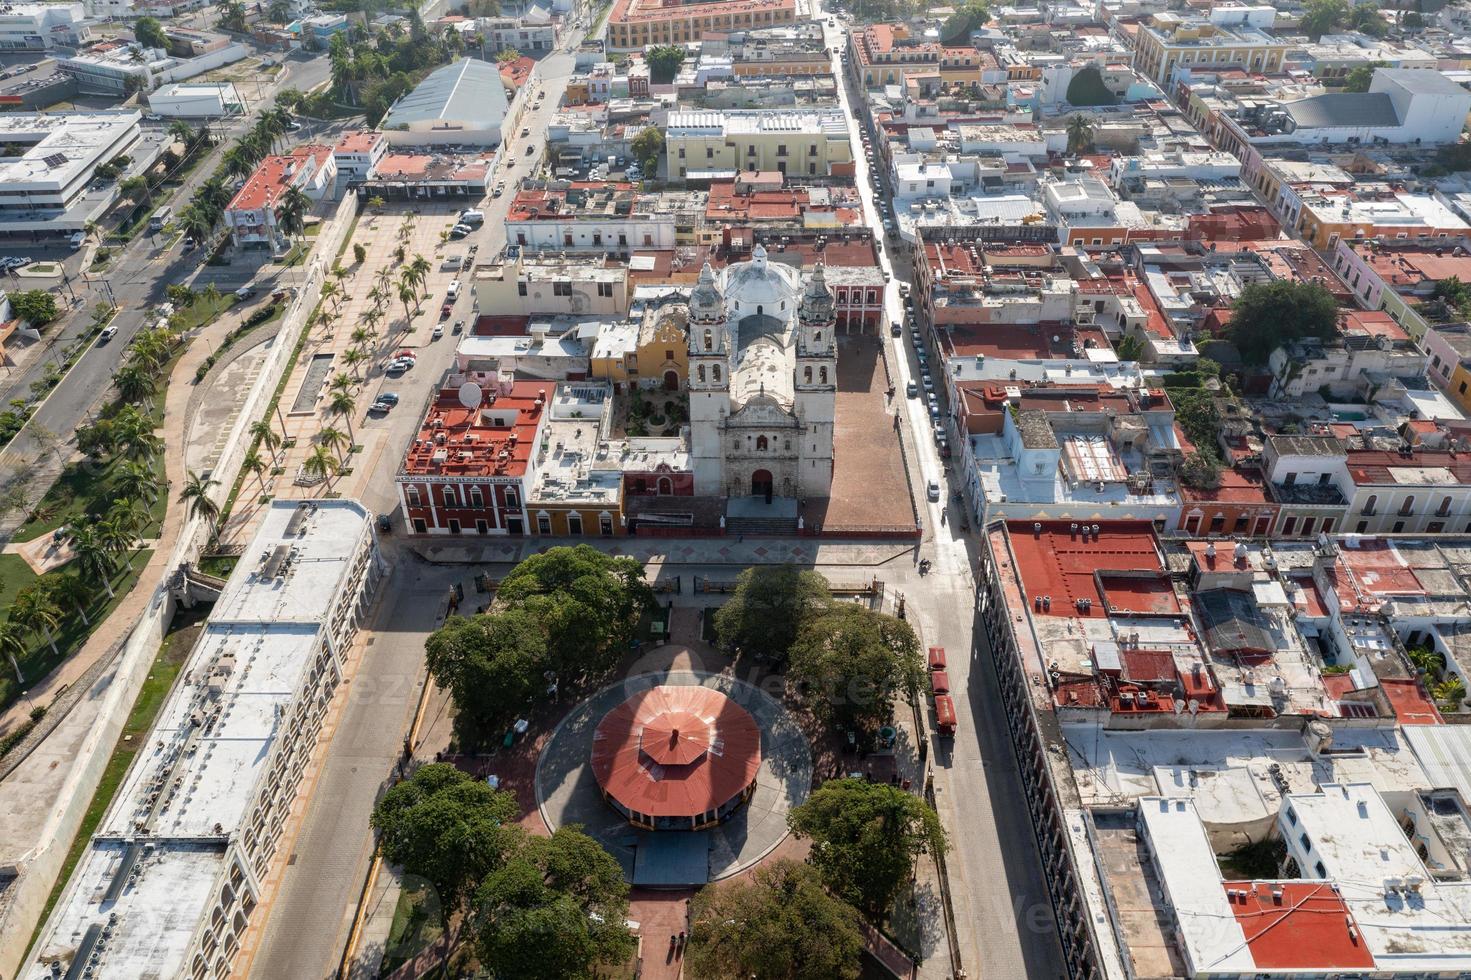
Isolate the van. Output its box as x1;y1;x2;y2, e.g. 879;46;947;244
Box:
68;231;85;250
148;206;172;233
458;209;484;227
441;255;464;272
446;280;461;301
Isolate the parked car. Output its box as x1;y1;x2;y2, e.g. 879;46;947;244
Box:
440;303;453;319
452;320;464;334
525;144;535;155
376;392;401;406
99;324;118;342
927;480;941;501
182;237;196;251
432;324;444;339
906;381;918;398
392;349;417;361
386;358;413;374
234;285;256;300
890;320;902;336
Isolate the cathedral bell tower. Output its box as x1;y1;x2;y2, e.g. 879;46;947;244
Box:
794;262;836;497
687;260;728;493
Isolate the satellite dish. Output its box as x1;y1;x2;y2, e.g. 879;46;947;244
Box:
458;382;483;410
1173;698;1186;715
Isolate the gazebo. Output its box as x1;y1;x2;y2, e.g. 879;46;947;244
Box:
590;685;762;831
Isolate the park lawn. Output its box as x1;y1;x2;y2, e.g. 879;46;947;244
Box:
382;882;446;975
13;449;167;544
0;553;38;614
26;610;201;949
174;292;238;333
0;548;155;712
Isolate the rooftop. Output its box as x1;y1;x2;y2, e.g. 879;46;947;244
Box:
383;58;510;131
400;380;546;479
0;110;141;193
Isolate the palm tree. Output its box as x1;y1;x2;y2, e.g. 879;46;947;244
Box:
342;346;368;379
374;266;393;295
320;279;340;310
317;425;349;462
49;574;92;627
99;512;138;563
115;459;160;504
303;445;338;492
329;372;354;396
115;497;151;541
10;587;61;657
250;419;282;461
362;308;384;337
168;119;194;147
66;524;117;597
1066;114;1094;155
242;450;268;493
275;185;312;245
202;282;222;309
113;364;159;405
408;254;431;298
1408;646;1445;677
328;389;356;445
198;175;232;215
398;281;417;328
179;469;221;534
179;204;216;247
351;325;373;347
0;621;27;683
222;144;255;180
120;428;163;463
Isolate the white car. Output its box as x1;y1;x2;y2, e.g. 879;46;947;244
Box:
99;324;119;342
927;480;941;502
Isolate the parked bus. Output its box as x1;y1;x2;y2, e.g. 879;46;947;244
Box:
147;206;172;233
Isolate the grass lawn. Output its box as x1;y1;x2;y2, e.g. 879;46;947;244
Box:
381;882;446;975
0;553;38;616
0;549;155;712
174;292;239;333
14;450;167;544
26;607;205;951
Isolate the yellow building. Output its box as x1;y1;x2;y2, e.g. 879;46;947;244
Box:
665;108;853;181
1131;13;1290;87
591;300;690;390
606;0;796;51
847;23;986;89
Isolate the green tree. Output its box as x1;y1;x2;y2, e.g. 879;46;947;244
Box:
250;419;282;460
1432;275;1471;317
179;469;221;533
1174;389;1222;461
275;184;312;243
10;585;61;657
1229;279;1339;365
372;763;520;910
940;0;989;45
65;524;117;598
1065;114;1094;155
113;364;158;405
1403;10;1424;28
687;860;864;980
11;291;59;327
0;620;27;683
119;174;152;207
1300;0;1349;37
353;241;367;264
787;604;922;731
115;459;161;504
495;545;655;677
1352;1;1389;35
496;47;521;63
303;445;338;490
471;827;635;980
787;778;948;919
1065;65;1116;106
1114;333;1145;362
646;44;685;84
1343;62;1386;93
134;15;168;50
328;389;356;446
1178;450;1223;491
426;609;549;743
631;126;664;176
713;565;831;659
268;0;290;22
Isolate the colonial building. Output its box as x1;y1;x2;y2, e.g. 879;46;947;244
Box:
686;245;835;499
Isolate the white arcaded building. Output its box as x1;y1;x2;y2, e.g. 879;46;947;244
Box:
24;500;382;980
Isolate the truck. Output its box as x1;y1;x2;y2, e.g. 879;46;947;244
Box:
147;206;172;233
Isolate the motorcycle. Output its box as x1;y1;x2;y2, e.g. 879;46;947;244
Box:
918;558;932;575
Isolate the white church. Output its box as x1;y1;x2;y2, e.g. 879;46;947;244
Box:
686;245;837;501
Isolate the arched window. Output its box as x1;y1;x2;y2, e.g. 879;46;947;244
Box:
703;329;712;352
804;366;812;383
820;366;828;384
757;304;764;315
756;435;768;451
814;331;821;344
697;364;706;382
713;364;722;382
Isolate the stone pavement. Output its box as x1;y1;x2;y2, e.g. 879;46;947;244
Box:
411;535;917;568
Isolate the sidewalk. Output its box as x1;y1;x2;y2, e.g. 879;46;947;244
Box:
409;536;917;568
0;306;239;740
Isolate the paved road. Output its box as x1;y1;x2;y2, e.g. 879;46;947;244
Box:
819;6;1070;977
244;37;597;979
0;49;335;527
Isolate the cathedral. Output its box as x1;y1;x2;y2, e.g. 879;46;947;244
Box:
686;245;837;500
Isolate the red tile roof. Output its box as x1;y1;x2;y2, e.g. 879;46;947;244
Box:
227;144;330;213
401;380;545;478
1005;520;1166;617
1381;678;1443;725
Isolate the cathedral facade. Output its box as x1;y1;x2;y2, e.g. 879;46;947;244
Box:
686;245;837;500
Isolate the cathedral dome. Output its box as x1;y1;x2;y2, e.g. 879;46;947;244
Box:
723;244;801;314
689;261;724;322
798;262;835;324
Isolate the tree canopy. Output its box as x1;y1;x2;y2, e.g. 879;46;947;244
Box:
426;608;549;743
788;778;948;918
631;126;664;175
1300;0;1387;38
495;544;655;677
687;860;865;980
134;16;168;50
1065;66;1117;107
370;763;519;910
11;290;59;328
1343;61;1386;93
646;44;686;84
787;604;923;731
713;565;832;658
940;0;989;45
1228;279;1339;366
471;827;635;980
